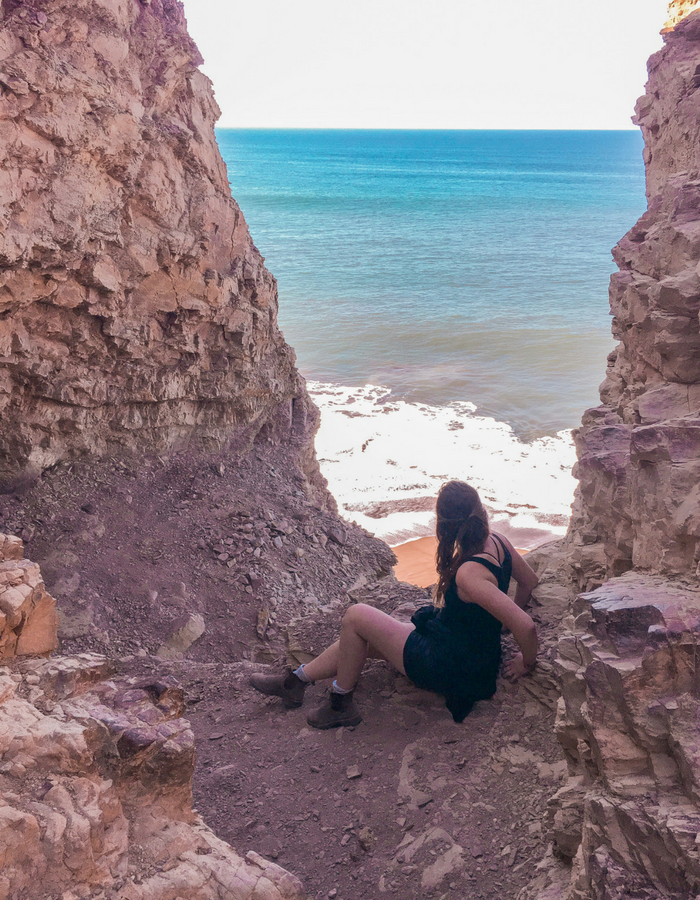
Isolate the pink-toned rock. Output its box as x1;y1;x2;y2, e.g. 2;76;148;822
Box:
0;541;306;898
529;573;700;900
0;654;306;900
14;589;57;655
0;0;323;498
0;536;58;661
528;25;700;869
17;652;114;699
569;6;700;586
0;534;23;562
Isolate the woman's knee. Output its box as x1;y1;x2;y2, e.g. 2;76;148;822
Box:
342;603;373;630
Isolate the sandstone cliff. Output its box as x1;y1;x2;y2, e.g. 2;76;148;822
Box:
569;8;700;589
8;0;700;899
0;0;320;492
528;7;700;899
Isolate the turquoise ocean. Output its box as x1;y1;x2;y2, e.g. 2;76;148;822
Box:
217;130;647;546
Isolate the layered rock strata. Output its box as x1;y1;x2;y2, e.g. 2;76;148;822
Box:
569;8;700;589
0;0;319;491
0;652;305;900
528;8;700;898
547;574;700;900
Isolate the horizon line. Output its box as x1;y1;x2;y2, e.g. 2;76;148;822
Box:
215;125;642;133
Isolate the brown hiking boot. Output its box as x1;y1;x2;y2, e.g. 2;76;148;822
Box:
249;668;308;708
307;689;362;729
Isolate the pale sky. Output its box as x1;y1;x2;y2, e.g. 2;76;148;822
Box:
181;0;671;130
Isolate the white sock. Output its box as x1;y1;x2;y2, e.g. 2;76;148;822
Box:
331;680;351;694
293;664;312;684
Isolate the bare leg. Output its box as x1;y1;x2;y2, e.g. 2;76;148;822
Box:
303;629;411;683
334;604;415;691
253;611;408;706
303;640;340;682
302;605;415;688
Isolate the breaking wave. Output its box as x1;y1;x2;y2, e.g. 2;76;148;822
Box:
310;382;577;548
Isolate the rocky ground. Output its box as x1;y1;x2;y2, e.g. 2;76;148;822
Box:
157;658;564;900
0;445;573;899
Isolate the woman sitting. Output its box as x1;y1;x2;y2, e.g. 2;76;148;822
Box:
250;480;539;728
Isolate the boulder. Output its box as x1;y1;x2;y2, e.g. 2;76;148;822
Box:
156;612;206;659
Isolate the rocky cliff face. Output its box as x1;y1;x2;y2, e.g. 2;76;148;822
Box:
569;8;700;589
529;7;700;899
535;572;700;900
0;0;320;492
0;2;344;895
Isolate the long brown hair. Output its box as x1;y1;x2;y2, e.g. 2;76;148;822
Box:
433;480;489;606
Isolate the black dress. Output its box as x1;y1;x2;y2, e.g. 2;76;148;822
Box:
402;535;513;723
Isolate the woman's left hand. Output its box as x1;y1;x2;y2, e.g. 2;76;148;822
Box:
503;652;534;682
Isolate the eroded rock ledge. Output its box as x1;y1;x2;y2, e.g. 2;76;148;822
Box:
0;0;320;492
0;534;305;900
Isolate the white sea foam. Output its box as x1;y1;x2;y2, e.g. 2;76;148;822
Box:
309;382;577;548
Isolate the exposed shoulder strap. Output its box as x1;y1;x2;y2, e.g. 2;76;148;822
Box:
464;556;502;579
491;533;510;564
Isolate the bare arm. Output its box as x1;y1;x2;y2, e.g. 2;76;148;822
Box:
455;562;538;679
496;533;539;609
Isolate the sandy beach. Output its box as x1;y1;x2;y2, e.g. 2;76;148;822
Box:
392;535;438;588
392;533;533;588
